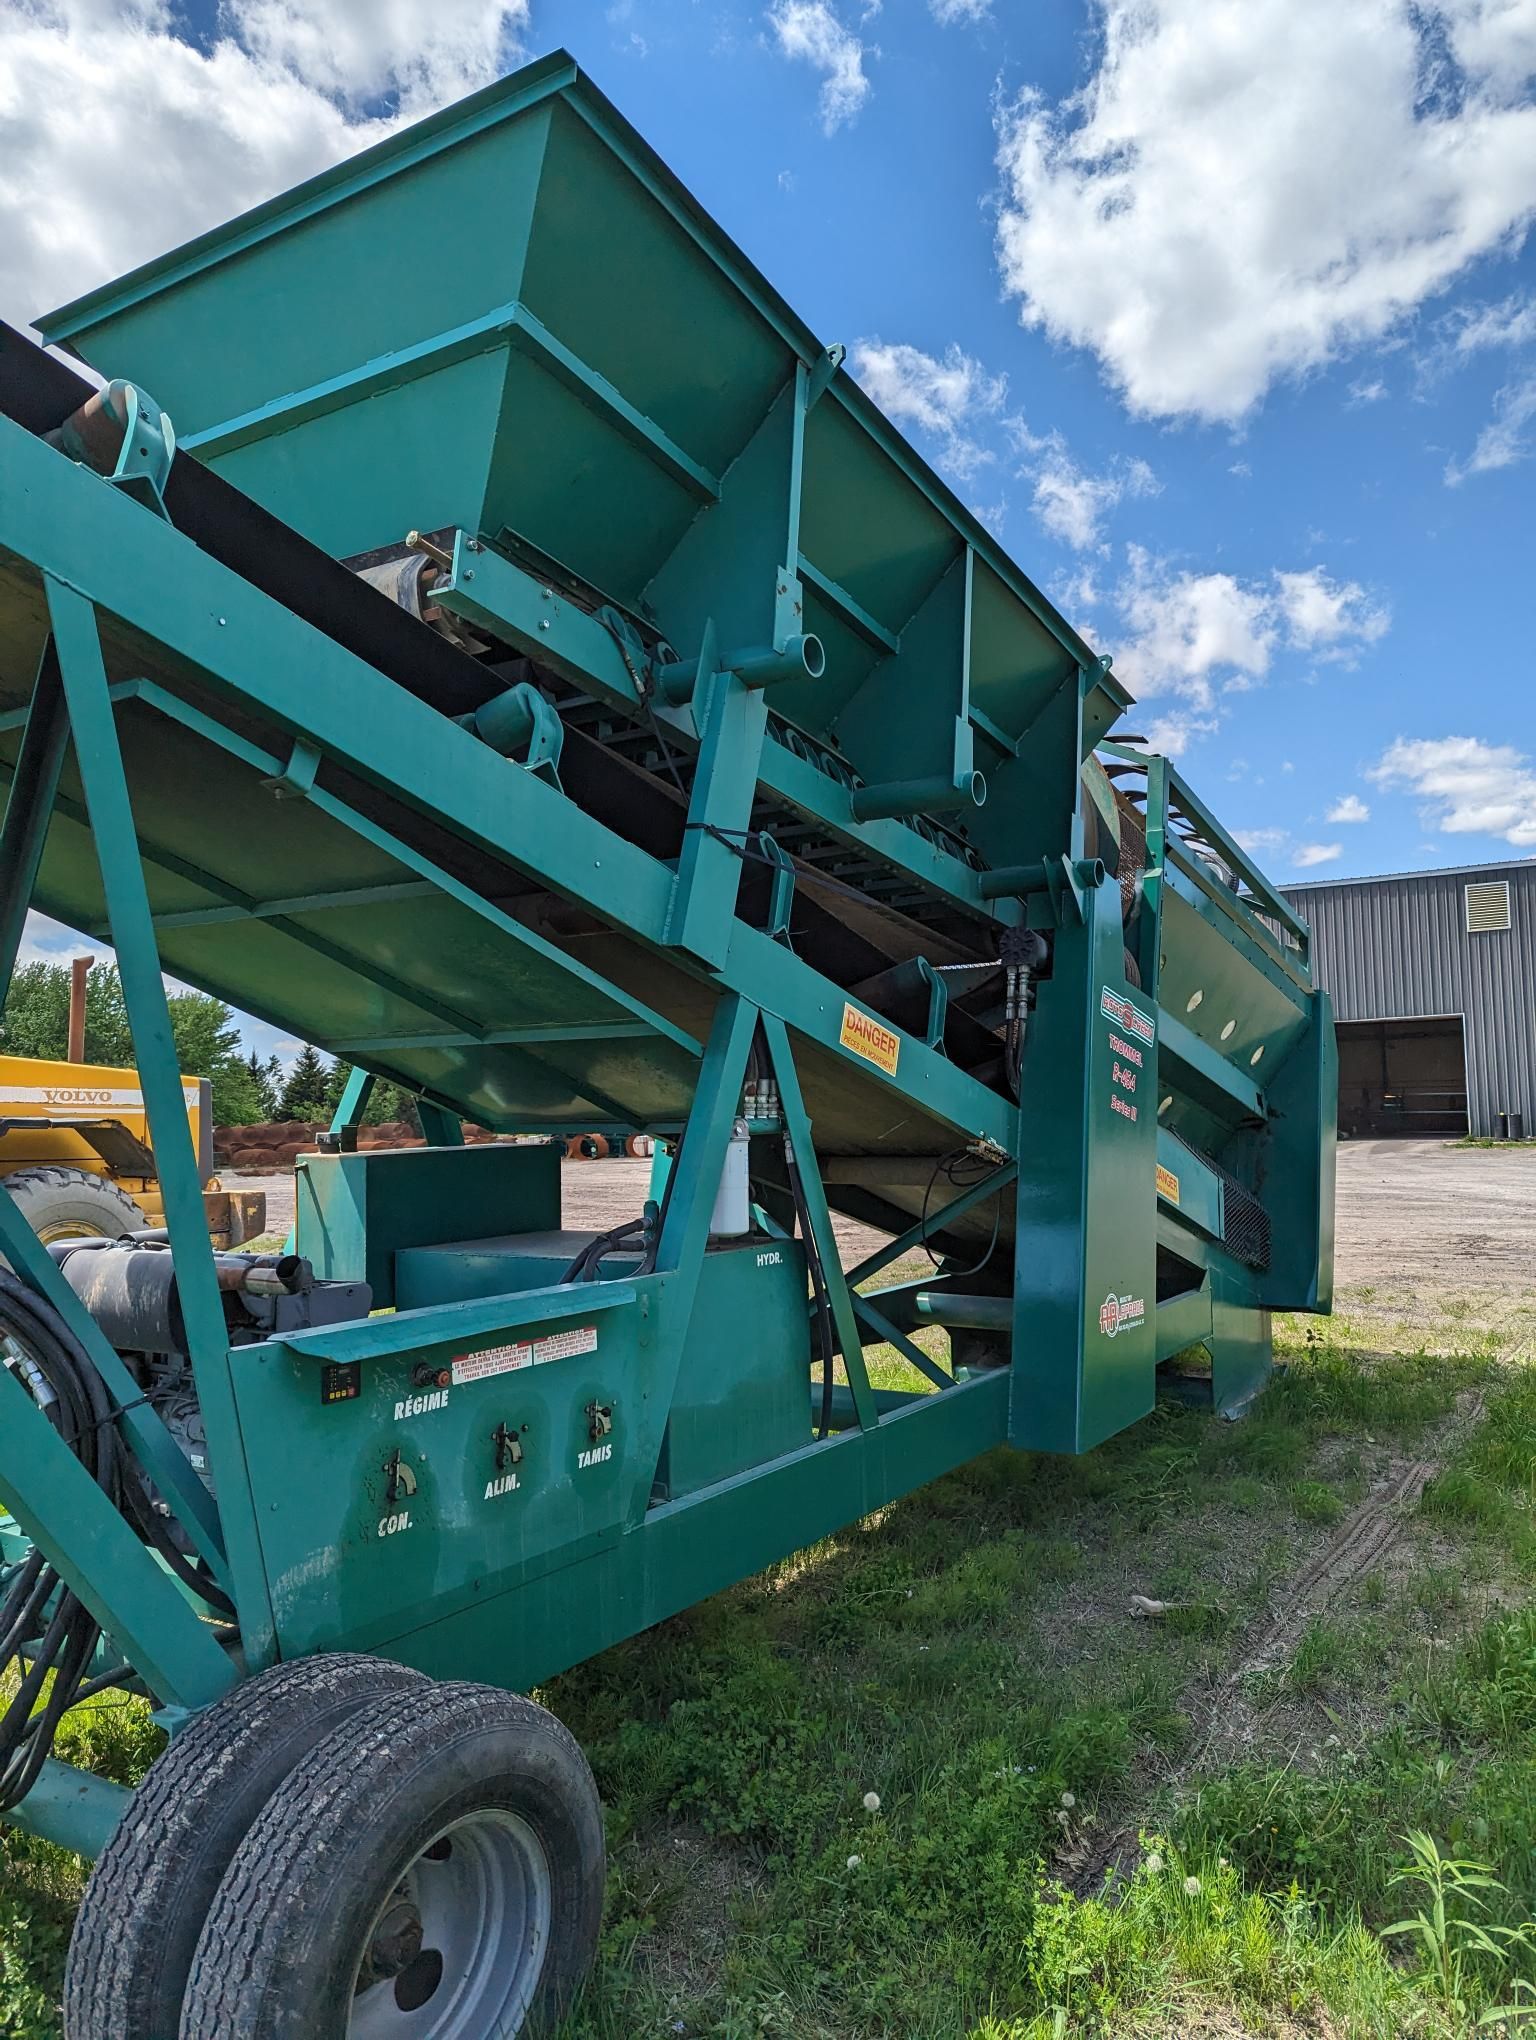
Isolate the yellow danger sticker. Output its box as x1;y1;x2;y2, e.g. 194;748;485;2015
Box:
1156;1162;1181;1206
839;1003;901;1076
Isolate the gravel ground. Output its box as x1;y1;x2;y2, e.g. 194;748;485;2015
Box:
228;1135;1536;1293
1333;1136;1536;1293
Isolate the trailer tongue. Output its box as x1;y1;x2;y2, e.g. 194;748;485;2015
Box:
0;47;1334;2040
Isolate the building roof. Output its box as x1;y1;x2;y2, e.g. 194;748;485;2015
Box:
1285;855;1536;893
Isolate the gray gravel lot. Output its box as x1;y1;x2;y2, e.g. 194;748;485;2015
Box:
229;1136;1536;1294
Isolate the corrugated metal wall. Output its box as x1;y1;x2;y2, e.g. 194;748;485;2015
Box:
1283;861;1536;1136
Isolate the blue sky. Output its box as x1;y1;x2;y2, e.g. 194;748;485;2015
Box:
4;1;1535;1060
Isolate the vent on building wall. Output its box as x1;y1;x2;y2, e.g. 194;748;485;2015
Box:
1465;880;1512;933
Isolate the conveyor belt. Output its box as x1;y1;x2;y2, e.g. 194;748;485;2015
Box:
0;321;493;722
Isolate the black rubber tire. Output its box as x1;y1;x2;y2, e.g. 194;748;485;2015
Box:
63;1653;427;2040
2;1164;144;1246
181;1682;605;2040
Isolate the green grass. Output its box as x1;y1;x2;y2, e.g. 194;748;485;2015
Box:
4;1306;1535;2037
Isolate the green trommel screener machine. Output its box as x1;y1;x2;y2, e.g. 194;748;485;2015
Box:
0;48;1335;2038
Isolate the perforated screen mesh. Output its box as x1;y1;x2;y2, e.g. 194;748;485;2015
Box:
1165;1128;1271;1272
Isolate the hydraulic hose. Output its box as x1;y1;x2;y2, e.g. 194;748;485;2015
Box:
0;1269;230;1812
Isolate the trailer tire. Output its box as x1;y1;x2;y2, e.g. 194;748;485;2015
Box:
62;1652;425;2040
181;1682;604;2040
1;1165;143;1248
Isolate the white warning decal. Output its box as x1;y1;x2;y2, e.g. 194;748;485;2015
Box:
451;1341;533;1386
533;1325;598;1366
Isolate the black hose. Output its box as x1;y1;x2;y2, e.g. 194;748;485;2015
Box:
0;1269;230;1810
784;1141;839;1439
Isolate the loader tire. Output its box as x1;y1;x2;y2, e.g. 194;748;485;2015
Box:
181;1682;605;2040
63;1653;426;2040
2;1164;143;1247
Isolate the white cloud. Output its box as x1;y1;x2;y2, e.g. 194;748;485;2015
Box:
11;910;97;974
994;0;1536;423
930;0;990;20
1235;825;1289;856
0;0;529;326
1136;710;1217;758
1111;549;1390;721
233;0;523;111
1327;793;1372;823
1017;436;1159;550
1445;372;1536;480
1369;734;1536;845
1273;568;1391;659
1234;829;1343;870
767;1;873;134
1448;289;1536;354
851;337;1006;478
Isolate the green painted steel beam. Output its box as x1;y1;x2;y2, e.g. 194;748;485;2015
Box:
0;639;66;1007
761;1012;879;1429
329;1022;657;1054
153;879;440;928
1166;840;1313;999
183;297;721;506
432;534;1008;927
0;419;676;942
45;579;279;1656
1159;1012;1265;1120
271;1280;638;1364
0;1363;237;1708
505;304;720;502
1;441;1010;1154
848;1294;954;1391
1;1758;132;1860
797;553;899;655
842;1161;1017;1288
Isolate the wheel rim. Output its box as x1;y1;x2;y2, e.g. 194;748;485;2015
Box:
34;1218;116;1244
349;1810;552;2039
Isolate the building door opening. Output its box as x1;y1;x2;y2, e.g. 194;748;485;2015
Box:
1335;1017;1469;1137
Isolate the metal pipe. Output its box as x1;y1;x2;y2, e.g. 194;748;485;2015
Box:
912;1291;1013;1332
211;1253;307;1296
851;770;986;824
976;857;1104;901
67;953;93;1062
2;1756;131;1860
728;634;825;690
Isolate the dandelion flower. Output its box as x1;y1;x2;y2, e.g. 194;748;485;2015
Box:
1184;1875;1201;1896
846;1854;862;1870
863;1791;881;1813
1060;1790;1075;1809
1145;1851;1164;1875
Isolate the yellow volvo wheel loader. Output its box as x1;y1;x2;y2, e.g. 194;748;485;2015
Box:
0;1051;263;1246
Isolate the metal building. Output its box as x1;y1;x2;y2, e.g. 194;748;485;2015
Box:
1283;858;1536;1139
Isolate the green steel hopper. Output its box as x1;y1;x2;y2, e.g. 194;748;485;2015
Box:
0;49;1334;2038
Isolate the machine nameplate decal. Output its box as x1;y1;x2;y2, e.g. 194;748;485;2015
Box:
533;1325;598;1365
1098;1291;1146;1339
839;1003;901;1075
1100;987;1155;1045
1156;1164;1181;1206
452;1342;533;1385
